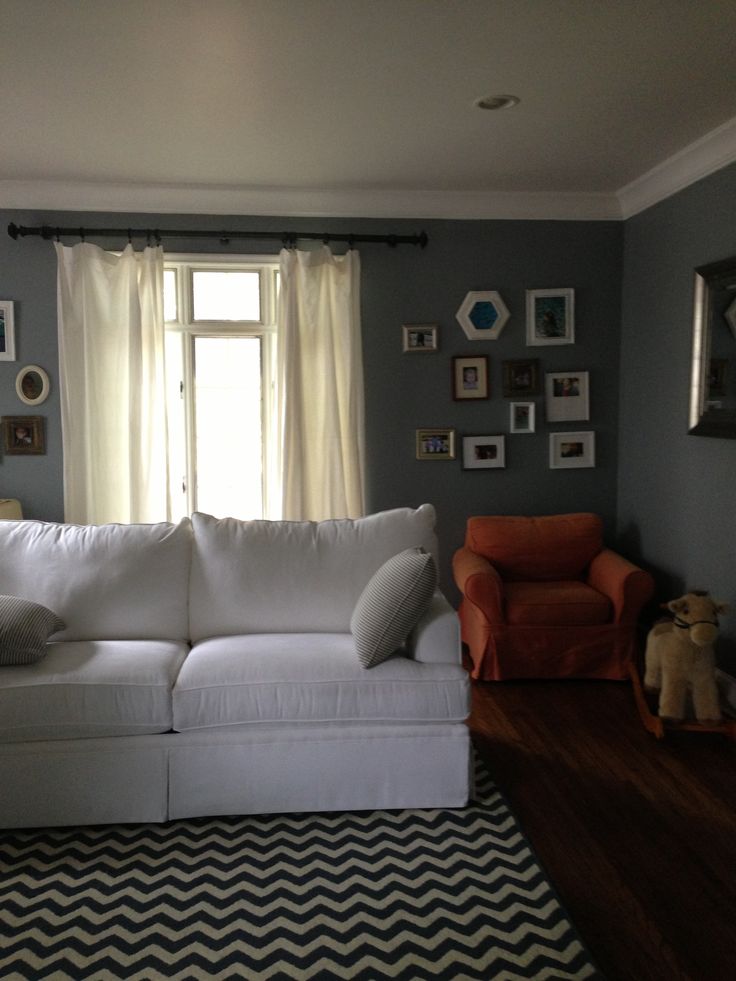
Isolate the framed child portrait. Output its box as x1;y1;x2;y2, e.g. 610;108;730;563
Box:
452;356;489;400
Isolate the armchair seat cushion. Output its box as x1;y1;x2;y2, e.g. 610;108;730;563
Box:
505;581;612;626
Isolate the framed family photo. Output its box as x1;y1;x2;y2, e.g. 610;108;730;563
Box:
502;358;540;397
452;355;489;400
510;401;536;433
549;431;595;469
402;323;439;352
2;415;45;455
416;428;456;460
0;301;16;362
545;371;589;422
526;288;575;346
462;434;505;470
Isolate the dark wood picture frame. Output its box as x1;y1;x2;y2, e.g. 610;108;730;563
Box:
2;415;45;455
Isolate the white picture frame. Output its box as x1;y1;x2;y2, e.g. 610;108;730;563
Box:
462;434;505;469
526;288;575;346
510;401;535;434
545;371;589;422
549;431;595;469
456;291;510;340
0;301;16;362
402;323;439;352
16;364;50;406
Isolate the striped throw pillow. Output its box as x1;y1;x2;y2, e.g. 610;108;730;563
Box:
0;595;65;665
351;548;437;669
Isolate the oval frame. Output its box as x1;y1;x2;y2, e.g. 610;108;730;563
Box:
15;364;50;406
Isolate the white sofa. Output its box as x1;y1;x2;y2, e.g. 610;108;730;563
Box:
0;504;471;828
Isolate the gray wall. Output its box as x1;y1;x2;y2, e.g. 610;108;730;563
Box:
618;162;736;655
1;210;624;599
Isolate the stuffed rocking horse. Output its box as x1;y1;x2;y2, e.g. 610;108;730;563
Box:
644;591;729;723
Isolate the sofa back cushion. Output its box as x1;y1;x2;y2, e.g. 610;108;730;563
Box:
189;505;439;640
465;513;603;581
0;519;192;641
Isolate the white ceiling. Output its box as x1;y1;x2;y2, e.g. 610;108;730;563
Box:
3;0;736;220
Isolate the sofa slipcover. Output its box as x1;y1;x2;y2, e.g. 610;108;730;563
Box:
173;633;469;731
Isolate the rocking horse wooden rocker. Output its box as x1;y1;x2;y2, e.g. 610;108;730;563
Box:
631;591;736;739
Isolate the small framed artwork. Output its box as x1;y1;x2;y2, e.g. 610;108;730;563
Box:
510;401;536;434
452;355;489;400
2;415;45;455
526;288;575;346
549;431;595;469
462;434;505;470
0;301;16;362
456;291;510;340
402;323;439;352
16;365;50;406
416;427;456;460
502;358;540;397
545;371;589;422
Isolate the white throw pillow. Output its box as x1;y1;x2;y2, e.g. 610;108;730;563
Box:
350;548;437;669
0;595;65;666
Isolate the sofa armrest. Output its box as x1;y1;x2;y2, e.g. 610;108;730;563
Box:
452;547;505;623
587;548;655;623
410;591;461;664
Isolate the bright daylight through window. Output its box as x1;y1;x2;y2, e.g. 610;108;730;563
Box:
163;258;280;522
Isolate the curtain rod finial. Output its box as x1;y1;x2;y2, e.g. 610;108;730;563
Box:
7;222;20;240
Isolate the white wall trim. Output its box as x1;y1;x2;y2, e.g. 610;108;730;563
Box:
3;114;736;223
0;180;621;222
617;114;736;219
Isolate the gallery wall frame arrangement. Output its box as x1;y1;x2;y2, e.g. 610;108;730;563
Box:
462;434;505;470
0;301;16;362
416;428;456;460
16;365;50;406
402;323;438;352
452;355;489;400
510;401;536;434
2;415;45;455
526;288;575;346
545;371;589;422
549;431;595;469
503;358;540;397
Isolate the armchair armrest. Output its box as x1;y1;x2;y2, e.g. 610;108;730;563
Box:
587;548;655;623
410;591;461;664
452;547;505;623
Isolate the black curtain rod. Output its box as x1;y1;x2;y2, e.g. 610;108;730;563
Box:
7;222;428;249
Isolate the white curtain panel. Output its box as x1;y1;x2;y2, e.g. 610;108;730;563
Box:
278;246;366;521
56;242;169;524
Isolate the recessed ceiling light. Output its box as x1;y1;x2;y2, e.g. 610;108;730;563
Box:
474;94;520;111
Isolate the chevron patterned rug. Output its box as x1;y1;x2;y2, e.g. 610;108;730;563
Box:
0;757;600;981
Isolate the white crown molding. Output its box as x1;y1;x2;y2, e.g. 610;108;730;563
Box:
5;113;735;224
617;114;736;219
0;180;622;222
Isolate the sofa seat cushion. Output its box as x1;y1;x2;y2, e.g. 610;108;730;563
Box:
172;634;469;731
0;640;188;742
505;581;611;626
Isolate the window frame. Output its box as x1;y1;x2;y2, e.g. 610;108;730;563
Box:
164;253;280;520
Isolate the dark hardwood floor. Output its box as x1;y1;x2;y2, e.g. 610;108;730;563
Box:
468;672;736;981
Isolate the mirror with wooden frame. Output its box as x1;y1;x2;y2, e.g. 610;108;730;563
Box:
689;256;736;438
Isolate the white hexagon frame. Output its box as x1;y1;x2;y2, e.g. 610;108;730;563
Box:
456;291;510;340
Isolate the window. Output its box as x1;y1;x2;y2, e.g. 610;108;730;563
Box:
164;256;280;521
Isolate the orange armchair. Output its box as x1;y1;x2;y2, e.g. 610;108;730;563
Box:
453;513;654;681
